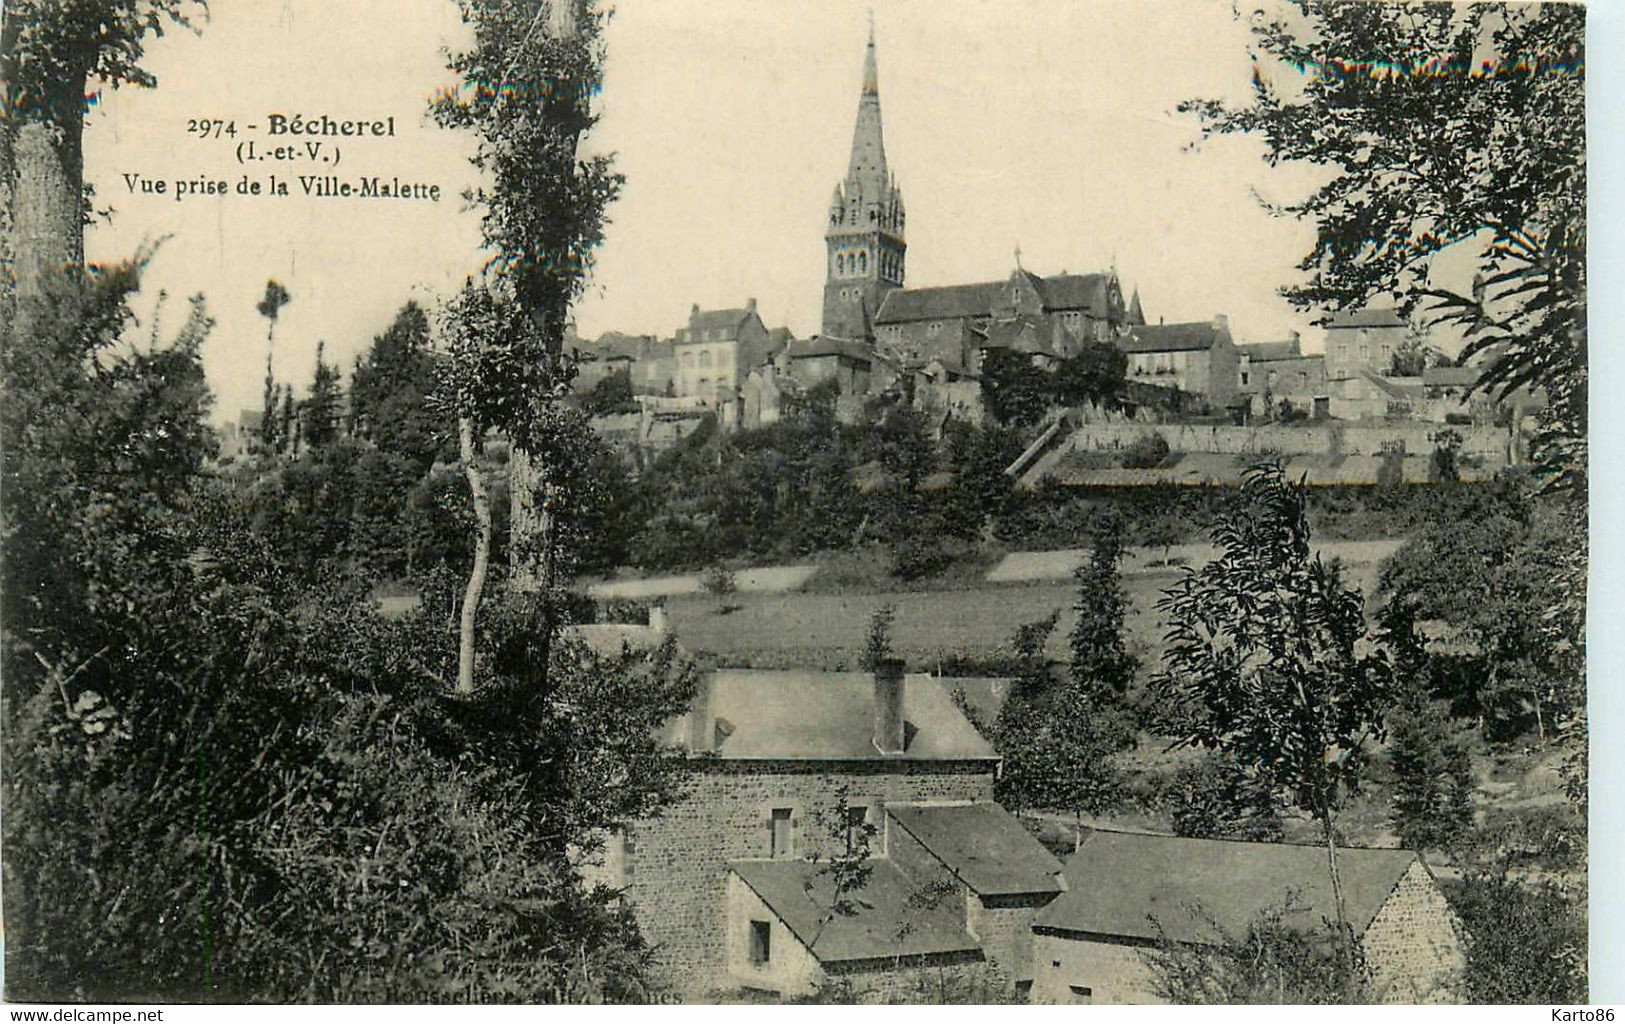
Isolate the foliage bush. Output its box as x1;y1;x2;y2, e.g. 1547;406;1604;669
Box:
1120;431;1171;469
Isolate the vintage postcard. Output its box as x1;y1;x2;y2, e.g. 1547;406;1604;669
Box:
0;0;1591;1009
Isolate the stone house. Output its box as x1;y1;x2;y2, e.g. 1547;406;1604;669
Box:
1121;317;1241;406
782;336;874;397
1030;830;1465;1005
581;661;1062;1001
1236;334;1328;419
672;299;779;407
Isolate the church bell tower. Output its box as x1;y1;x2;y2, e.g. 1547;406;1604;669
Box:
821;22;905;343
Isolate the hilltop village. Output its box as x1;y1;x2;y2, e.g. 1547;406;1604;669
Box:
559;29;1539;490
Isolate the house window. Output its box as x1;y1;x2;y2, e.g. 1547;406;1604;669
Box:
859;252;868;273
769;808;794;858
1240;371;1250;386
749;920;772;965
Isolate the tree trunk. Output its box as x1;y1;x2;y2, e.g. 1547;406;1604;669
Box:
457;415;491;695
2;76;87;341
1319;804;1354;972
508;442;557;594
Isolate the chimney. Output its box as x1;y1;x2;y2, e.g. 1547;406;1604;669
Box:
1212;313;1229;331
687;673;713;752
649;600;669;636
746;297;757;315
873;657;906;755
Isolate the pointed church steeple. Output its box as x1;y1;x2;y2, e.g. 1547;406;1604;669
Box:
822;20;906;344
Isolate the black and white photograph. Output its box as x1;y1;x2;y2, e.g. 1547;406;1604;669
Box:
0;0;1596;1008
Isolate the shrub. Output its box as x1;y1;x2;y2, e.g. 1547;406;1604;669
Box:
1120;431;1171;469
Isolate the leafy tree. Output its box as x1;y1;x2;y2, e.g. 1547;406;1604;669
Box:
580;370;638;418
1155;462;1394;952
302;340;342;449
1387;690;1474;855
803;784;878;947
979;347;1052;427
1166;758;1284;843
1377;484;1581;740
1449;871;1586;1003
1120;431;1170;470
350;301;442;464
432;0;623;594
1143;901;1377;1004
255;279;291;453
860;603;897;671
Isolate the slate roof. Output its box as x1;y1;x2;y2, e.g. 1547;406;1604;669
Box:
980;317;1051;355
874;272;1115;325
1240;339;1302;362
689;308;752;335
1325;308;1407;329
787;336;873;362
1035;830;1420;945
667;670;999;762
888;803;1065;896
1038;273;1114;316
875;282;1003;324
1122;322;1225;354
730;859;982;963
1360;367;1426;401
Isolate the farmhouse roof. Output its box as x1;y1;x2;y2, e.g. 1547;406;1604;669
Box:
1121;322;1226;354
1035;829;1420;944
730;858;982;963
887;802;1065;896
668;670;999;762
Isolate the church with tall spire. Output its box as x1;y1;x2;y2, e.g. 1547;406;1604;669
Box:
820;22;906;343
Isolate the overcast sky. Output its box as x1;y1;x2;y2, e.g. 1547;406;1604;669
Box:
84;0;1340;420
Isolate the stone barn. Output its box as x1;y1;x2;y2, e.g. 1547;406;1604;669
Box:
1029;829;1465;1004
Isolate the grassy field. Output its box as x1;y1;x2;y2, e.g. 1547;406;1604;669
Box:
666;545;1396;672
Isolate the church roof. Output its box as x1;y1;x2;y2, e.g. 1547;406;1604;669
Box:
875;272;1116;326
665;670;999;762
875;282;1003;324
1036;273;1114;316
730;859;981;963
1122;322;1227;354
887;803;1065;897
1036;830;1421;945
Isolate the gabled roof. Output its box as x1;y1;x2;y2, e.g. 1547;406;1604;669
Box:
875;282;1004;325
668;670;999;762
1122;322;1226;354
1360;367;1426;401
888;803;1065;896
731;859;982;963
1035;830;1420;945
689;308;753;334
1325;308;1407;329
1038;273;1114;316
1240;338;1302;362
980;317;1051;355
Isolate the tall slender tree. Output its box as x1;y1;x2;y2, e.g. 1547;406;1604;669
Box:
1156;462;1394;959
256;280;291;453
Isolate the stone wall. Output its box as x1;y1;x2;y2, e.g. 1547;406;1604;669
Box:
1029;930;1159;1004
823;951;1002;1004
968;894;1051;987
1363;861;1467;1003
723;873;825;998
623;760;995;999
1062;421;1507;461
